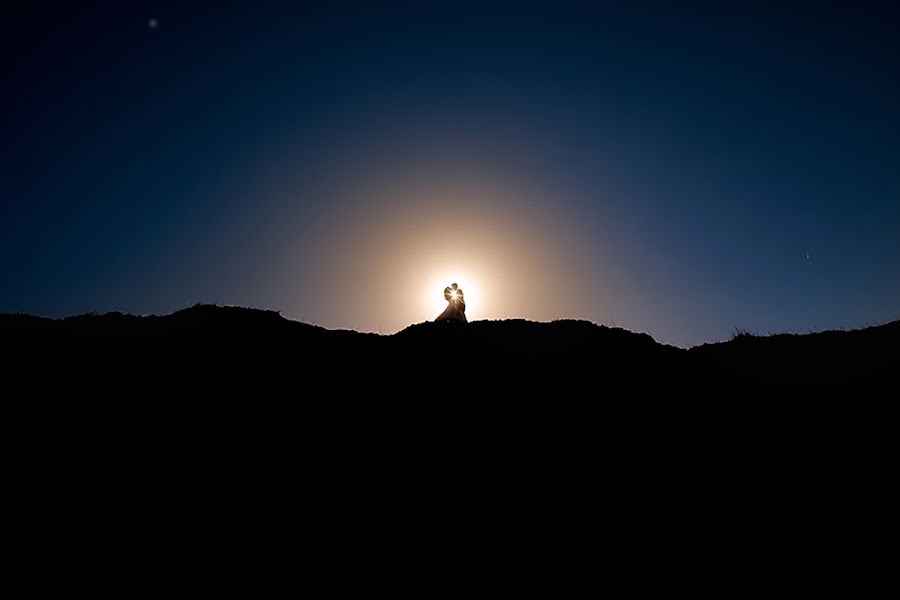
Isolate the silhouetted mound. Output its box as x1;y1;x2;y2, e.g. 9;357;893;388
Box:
1;305;897;455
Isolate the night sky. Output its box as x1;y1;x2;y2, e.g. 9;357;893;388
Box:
4;1;899;346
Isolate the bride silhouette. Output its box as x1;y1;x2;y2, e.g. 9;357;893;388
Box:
436;283;467;323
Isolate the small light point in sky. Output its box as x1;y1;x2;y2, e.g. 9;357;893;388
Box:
148;18;158;30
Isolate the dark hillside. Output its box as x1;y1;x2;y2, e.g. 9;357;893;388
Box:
2;305;895;451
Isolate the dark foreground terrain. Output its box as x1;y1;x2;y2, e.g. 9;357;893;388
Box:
3;304;896;579
3;304;896;448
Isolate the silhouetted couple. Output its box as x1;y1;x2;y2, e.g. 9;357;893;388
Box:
436;283;467;323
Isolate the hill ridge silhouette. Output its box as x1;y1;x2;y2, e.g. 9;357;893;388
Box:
2;303;896;448
8;301;895;347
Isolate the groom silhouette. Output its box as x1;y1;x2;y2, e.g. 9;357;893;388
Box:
436;283;467;323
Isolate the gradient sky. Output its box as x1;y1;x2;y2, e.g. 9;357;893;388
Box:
4;1;899;346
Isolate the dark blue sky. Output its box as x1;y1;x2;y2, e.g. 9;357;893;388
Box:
3;1;899;346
